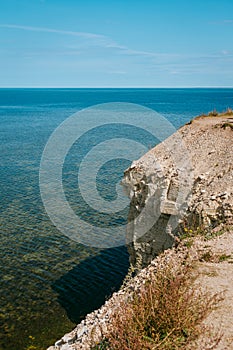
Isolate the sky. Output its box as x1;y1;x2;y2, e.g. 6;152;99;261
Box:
0;0;233;87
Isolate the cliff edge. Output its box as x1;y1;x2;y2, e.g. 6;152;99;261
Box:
123;112;233;267
48;112;233;350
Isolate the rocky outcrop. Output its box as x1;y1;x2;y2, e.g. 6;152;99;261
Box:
123;114;233;267
48;113;233;349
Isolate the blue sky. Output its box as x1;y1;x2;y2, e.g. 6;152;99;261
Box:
0;0;233;87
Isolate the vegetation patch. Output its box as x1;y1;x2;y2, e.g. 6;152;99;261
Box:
195;107;233;120
94;250;222;350
199;251;214;262
218;254;232;262
221;122;233;130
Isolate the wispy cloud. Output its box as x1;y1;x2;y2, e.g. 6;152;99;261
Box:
221;50;230;55
118;48;181;60
209;19;233;25
5;23;229;76
0;24;106;39
0;23;179;60
108;70;127;75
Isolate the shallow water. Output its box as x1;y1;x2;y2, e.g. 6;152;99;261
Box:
0;88;232;349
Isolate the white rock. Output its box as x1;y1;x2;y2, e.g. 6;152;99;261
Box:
55;339;64;347
62;332;77;344
77;326;88;339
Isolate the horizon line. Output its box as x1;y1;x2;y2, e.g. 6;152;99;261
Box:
0;86;233;89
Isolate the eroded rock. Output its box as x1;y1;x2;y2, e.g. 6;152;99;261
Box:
122;115;233;267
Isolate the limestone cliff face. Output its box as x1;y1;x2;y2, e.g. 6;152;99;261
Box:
122;114;233;268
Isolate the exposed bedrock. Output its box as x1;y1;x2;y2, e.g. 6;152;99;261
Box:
122;115;233;268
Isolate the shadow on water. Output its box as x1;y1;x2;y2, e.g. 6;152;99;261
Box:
52;245;129;324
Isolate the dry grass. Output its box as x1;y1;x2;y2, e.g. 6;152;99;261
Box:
195;107;233;120
97;251;222;350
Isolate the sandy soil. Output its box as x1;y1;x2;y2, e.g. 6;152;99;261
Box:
195;230;233;349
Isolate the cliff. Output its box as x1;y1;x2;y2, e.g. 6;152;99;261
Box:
48;112;233;350
123;112;233;267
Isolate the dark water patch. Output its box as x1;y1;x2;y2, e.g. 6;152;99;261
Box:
52;246;129;323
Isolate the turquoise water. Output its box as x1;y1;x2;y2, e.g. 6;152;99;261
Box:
0;88;233;349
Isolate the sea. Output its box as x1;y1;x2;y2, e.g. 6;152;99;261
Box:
0;88;233;350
